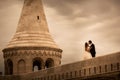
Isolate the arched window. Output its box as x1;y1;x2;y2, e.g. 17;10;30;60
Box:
7;59;13;75
111;64;113;71
117;63;119;70
105;65;107;72
66;72;69;78
75;71;77;77
94;67;96;74
99;66;101;73
45;58;54;68
84;69;86;75
33;57;43;71
79;70;81;76
18;59;26;74
89;68;91;74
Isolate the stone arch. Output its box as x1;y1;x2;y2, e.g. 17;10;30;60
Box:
45;58;54;68
7;59;13;75
17;59;26;74
33;57;44;71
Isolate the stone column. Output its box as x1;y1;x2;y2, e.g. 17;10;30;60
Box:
26;58;33;73
13;57;18;75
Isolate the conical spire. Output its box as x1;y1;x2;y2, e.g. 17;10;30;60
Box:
6;0;59;49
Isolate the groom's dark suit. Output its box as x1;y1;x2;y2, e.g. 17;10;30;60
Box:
90;43;96;57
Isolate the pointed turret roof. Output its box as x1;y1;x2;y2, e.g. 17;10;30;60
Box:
6;0;59;49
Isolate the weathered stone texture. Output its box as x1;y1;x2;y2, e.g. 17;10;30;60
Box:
7;0;59;48
0;52;120;80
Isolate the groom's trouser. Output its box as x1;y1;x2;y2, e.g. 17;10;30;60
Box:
91;53;96;57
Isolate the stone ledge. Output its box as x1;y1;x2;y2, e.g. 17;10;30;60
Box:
2;46;63;52
1;52;120;80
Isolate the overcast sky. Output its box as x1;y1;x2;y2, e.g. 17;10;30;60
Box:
0;0;120;73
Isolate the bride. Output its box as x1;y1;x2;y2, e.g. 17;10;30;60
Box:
83;42;92;60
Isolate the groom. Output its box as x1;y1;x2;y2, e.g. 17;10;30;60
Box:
88;40;96;57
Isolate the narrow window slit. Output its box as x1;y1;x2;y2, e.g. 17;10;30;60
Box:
37;16;39;20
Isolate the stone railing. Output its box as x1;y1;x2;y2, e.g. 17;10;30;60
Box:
23;52;120;80
0;52;120;80
28;62;119;80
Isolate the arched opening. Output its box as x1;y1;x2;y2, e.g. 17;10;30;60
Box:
7;59;13;75
18;59;26;74
45;58;54;68
33;57;43;72
5;61;8;75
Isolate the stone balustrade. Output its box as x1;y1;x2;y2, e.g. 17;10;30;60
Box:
0;52;120;80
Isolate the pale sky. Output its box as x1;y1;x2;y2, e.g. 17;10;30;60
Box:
0;0;120;73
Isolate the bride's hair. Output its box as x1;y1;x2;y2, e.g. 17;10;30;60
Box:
85;42;88;51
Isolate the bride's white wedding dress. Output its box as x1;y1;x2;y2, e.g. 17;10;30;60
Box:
83;51;92;60
83;47;92;60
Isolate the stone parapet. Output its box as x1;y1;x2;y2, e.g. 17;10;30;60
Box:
1;52;119;80
23;52;120;80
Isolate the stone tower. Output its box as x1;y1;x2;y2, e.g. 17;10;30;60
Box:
2;0;62;75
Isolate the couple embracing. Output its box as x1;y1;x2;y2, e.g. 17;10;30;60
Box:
83;40;96;60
